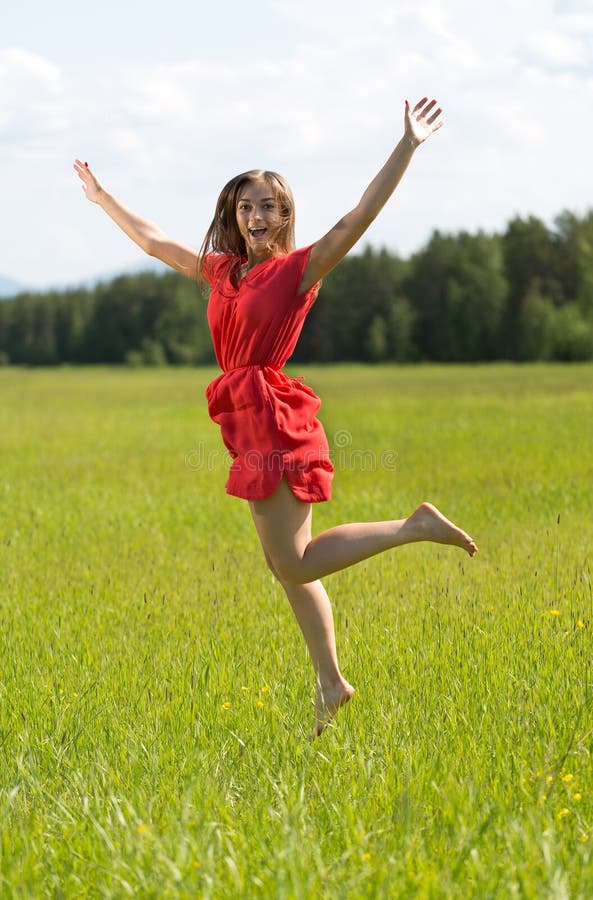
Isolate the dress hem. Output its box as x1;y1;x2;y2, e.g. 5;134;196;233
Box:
225;474;331;504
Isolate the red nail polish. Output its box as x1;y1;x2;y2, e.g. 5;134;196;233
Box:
84;161;89;167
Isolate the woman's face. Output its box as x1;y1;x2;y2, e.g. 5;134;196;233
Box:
235;179;283;257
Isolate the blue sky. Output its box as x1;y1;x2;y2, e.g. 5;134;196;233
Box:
2;0;593;288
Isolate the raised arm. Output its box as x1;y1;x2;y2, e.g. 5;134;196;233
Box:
73;159;200;280
298;98;443;294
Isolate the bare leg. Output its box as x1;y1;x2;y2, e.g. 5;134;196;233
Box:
257;541;353;736
279;576;354;737
250;478;477;586
249;478;477;734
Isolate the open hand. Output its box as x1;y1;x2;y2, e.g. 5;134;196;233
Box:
73;158;103;203
405;98;443;147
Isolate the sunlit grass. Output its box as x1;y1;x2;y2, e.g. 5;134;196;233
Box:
1;364;592;897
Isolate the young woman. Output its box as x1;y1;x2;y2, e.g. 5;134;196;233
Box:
74;97;478;737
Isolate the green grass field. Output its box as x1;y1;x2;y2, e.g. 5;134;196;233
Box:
1;364;592;898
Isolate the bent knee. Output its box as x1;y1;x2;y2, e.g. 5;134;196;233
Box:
262;550;281;580
262;549;304;583
268;551;309;585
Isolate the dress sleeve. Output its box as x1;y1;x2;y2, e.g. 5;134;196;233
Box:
202;253;233;286
289;245;320;303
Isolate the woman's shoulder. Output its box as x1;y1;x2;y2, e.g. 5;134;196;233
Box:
265;245;319;302
201;252;237;286
285;244;315;262
269;244;316;275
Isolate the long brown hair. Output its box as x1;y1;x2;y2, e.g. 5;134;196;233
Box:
197;170;296;283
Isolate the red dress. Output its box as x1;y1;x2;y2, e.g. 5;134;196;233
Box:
203;245;334;502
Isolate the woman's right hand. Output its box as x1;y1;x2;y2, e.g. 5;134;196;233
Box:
72;159;200;278
73;158;103;203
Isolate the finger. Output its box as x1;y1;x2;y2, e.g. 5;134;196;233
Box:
426;107;443;125
413;97;428;114
418;99;437;120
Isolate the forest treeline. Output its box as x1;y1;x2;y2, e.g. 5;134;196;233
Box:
1;209;593;366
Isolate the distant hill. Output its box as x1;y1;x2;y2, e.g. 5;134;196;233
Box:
0;275;28;299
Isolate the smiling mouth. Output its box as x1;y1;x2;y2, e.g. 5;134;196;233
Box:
249;228;267;240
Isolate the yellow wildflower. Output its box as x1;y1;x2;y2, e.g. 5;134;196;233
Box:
193;861;201;869
222;701;231;710
546;775;554;784
549;609;561;617
557;808;570;820
363;853;371;861
137;823;148;835
562;773;574;783
577;620;585;628
573;792;582;802
256;700;264;708
261;685;270;693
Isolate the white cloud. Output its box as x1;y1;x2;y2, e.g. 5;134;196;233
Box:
0;47;62;92
122;60;237;126
525;29;587;66
558;12;593;34
0;48;67;150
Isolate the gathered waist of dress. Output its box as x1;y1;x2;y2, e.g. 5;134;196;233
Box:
220;363;282;375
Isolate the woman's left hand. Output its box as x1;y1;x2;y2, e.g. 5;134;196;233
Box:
73;158;104;204
405;97;444;147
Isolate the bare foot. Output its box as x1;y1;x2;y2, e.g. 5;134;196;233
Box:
401;502;478;556
312;678;355;739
